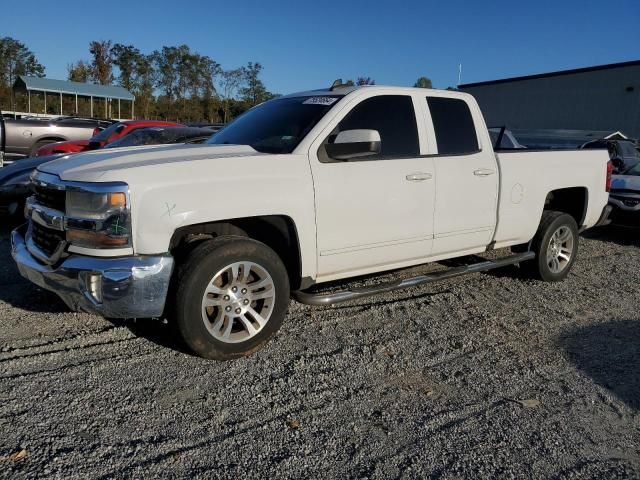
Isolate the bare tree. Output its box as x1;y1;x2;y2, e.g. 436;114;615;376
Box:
219;68;243;123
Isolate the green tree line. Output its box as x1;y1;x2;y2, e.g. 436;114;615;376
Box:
0;36;434;123
0;37;276;122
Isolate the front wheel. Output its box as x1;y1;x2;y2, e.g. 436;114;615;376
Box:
173;236;290;360
521;211;579;282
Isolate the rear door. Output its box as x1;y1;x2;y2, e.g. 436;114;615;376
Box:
308;93;436;280
424;95;499;255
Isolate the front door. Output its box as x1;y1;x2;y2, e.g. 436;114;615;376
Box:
308;94;436;281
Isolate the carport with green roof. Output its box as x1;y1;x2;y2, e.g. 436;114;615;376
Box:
12;76;135;119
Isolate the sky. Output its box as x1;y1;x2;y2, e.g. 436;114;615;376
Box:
2;0;639;93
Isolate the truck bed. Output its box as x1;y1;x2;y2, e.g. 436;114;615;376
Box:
492;149;609;249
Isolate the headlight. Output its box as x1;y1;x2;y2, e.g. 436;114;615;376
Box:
65;189;131;249
66;190;126;219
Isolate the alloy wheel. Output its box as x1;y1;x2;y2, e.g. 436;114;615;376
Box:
201;261;276;343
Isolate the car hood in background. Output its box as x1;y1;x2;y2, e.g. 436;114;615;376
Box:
0;154;64;184
38;144;264;183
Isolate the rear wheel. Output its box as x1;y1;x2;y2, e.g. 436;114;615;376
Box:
173;236;290;360
519;211;579;282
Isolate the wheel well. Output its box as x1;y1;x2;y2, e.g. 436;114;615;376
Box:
169;216;303;289
544;187;588;226
34;136;65;144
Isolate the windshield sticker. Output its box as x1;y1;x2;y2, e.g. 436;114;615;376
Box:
303;97;338;106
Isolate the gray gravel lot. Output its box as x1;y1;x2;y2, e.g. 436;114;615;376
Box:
1;224;639;479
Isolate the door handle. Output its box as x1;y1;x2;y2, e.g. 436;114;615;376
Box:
406;173;432;181
473;169;495;177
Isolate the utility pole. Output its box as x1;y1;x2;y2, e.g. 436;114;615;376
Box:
457;64;463;87
9;57;15;113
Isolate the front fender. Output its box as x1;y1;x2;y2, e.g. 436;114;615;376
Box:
128;154;318;279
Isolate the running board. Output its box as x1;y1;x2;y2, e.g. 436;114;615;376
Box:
292;252;535;306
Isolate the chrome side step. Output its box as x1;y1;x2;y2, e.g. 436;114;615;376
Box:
292;252;535;306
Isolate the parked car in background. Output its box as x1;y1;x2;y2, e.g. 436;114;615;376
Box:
0;126;212;219
103;126;213;149
488;127;526;149
36;120;184;156
0;115;115;160
0;153;62;216
609;162;640;225
11;84;611;360
581;138;640;173
186;122;225;133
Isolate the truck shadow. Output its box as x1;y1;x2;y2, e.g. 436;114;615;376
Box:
582;224;640;248
559;319;640;410
106;318;197;357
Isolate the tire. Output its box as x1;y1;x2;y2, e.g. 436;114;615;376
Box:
173;236;290;360
30;139;57;157
521;211;579;282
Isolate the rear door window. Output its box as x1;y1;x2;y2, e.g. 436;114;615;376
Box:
427;97;479;155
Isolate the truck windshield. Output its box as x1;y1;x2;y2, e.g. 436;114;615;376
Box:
207;96;341;154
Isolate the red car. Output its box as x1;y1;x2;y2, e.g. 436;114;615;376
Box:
36;120;184;156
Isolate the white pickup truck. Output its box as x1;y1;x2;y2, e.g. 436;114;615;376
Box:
12;84;612;360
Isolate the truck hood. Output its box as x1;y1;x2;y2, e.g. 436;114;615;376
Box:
611;174;640;193
38;144;263;182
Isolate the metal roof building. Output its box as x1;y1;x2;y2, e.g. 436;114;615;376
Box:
13;75;135;118
459;60;640;139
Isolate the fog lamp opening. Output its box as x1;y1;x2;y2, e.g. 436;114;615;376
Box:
85;273;103;304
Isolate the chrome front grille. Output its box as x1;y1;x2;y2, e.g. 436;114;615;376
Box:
33;183;66;211
26;171;68;264
31;222;65;258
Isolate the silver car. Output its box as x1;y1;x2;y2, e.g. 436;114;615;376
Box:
1;115;114;160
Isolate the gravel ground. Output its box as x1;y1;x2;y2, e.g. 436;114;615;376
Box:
1;224;639;479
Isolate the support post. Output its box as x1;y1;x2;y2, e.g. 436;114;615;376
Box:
28;90;31;113
44;91;47;114
118;99;121;119
90;96;93;117
75;94;78;115
60;92;63;115
132;100;134;119
105;98;107;118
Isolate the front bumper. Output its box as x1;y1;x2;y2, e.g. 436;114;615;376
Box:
11;226;174;318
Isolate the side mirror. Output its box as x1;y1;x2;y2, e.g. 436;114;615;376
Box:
326;129;381;160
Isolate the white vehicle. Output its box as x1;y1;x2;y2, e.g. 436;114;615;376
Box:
12;84;612;360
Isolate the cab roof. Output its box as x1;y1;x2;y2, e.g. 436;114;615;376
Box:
280;84;470;100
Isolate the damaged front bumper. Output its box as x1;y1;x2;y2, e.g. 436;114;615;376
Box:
11;225;174;318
